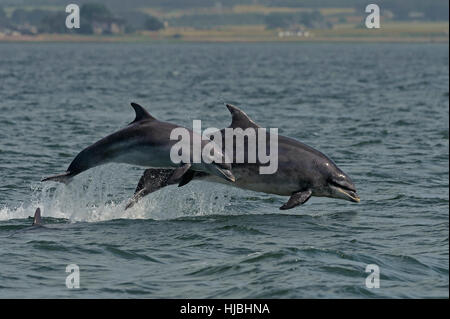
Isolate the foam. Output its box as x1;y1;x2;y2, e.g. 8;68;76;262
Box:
0;165;237;222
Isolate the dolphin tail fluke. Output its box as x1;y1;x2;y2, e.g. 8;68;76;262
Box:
41;171;73;184
32;208;43;226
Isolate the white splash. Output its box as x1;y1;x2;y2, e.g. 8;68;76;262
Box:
0;164;239;222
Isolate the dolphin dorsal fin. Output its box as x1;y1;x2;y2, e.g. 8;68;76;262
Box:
32;208;42;226
129;102;156;124
226;104;259;129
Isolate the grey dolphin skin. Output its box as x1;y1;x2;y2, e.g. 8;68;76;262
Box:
126;104;360;210
32;207;43;226
42;103;235;185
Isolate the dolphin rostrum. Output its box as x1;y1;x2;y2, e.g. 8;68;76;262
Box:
42;103;235;185
126;104;360;210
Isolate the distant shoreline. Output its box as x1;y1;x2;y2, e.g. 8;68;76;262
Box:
0;34;448;43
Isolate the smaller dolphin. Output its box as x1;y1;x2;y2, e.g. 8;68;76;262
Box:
6;208;46;237
42;103;235;186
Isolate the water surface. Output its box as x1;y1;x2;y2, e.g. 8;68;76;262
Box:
0;43;448;298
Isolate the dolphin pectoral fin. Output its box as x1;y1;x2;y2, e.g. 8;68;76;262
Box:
178;170;195;187
125;169;177;210
279;189;312;210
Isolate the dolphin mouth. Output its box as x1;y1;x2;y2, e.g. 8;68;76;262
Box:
340;188;360;203
330;183;360;203
213;167;235;183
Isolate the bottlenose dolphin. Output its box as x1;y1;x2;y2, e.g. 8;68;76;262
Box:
126;104;359;210
42;103;235;185
6;208;45;238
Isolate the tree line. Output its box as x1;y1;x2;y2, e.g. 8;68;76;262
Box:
0;3;165;34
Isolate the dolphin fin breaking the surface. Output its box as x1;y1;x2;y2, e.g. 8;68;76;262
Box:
6;208;46;238
32;208;43;226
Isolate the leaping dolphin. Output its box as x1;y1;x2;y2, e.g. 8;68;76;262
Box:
126;104;360;210
42;103;235;185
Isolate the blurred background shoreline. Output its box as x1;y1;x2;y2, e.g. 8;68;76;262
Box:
0;0;448;43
